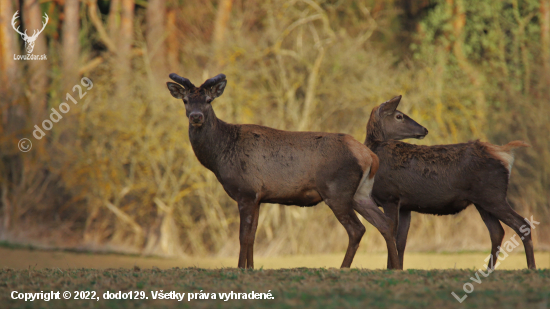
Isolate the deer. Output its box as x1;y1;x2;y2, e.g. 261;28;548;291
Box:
166;73;401;269
364;95;536;270
11;11;49;54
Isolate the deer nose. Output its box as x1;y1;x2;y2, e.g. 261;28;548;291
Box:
189;112;204;124
424;128;429;135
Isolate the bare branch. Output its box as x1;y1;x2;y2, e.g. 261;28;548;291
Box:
86;0;117;53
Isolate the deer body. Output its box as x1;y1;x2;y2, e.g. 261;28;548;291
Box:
365;95;536;270
372;141;510;215
190;118;366;207
167;73;400;269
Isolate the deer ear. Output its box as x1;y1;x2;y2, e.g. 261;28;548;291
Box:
166;82;188;99
379;95;402;117
208;79;227;100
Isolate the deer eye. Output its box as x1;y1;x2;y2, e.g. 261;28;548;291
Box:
205;98;213;104
183;99;188;104
396;114;403;120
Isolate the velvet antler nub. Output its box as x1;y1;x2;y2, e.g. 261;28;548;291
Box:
169;73;196;90
200;74;226;89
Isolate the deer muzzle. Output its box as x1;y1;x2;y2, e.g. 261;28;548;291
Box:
416;128;428;139
189;112;204;127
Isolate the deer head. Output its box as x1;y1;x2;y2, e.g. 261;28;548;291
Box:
166;73;227;127
11;11;49;54
365;95;429;149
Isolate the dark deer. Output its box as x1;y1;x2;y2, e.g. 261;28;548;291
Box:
364;95;535;270
166;73;400;269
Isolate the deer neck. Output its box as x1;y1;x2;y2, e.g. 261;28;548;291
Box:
364;118;386;152
188;110;237;175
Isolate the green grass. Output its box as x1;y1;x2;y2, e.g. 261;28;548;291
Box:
0;241;147;258
1;268;549;308
0;241;38;251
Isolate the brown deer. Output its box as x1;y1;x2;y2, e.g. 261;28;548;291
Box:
166;73;400;269
365;95;536;270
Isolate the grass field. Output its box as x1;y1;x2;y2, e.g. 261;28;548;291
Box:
1;247;549;308
1;247;549;270
2;267;549;308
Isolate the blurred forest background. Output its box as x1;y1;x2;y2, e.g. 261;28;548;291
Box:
0;0;548;258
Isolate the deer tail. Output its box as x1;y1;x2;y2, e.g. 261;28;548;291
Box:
501;140;530;152
483;140;529;174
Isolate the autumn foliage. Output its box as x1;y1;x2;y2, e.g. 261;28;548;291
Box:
0;0;548;256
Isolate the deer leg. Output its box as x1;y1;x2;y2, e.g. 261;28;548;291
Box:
475;205;504;270
353;198;399;269
382;202;400;269
237;198;259;269
246;203;261;269
483;200;536;269
326;201;366;268
395;210;411;269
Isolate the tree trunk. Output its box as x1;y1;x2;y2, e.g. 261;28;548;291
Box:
62;0;80;88
23;0;48;124
166;9;179;71
213;0;233;47
60;0;80;145
0;0;23;134
541;0;550;73
146;0;167;82
115;0;134;95
108;0;121;40
212;0;233;64
451;0;486;135
0;0;19;86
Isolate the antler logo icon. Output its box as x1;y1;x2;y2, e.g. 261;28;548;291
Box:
11;10;49;54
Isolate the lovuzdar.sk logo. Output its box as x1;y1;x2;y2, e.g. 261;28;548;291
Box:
11;10;48;61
